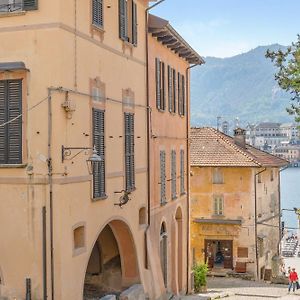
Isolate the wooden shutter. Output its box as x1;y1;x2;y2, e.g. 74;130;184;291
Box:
168;66;172;113
93;109;105;198
92;0;103;28
161;62;165;110
237;247;248;258
155;58;161;110
125;113;135;191
0;81;6;164
182;75;185;116
173;69;177;113
119;0;128;41
178;72;182;115
160;150;166;204
132;1;138;46
23;0;38;10
180;149;184;194
171;150;176;199
0;80;22;165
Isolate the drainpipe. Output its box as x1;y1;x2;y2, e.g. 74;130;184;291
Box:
47;88;54;300
42;206;47;300
254;167;266;280
145;0;165;267
185;64;198;293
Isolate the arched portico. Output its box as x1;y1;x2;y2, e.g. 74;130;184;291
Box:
83;219;140;299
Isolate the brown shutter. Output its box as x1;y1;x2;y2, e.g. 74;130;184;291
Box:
182;75;185;116
178;72;181;115
173;69;177;113
161;62;165;110
168;66;172;112
0;81;5;163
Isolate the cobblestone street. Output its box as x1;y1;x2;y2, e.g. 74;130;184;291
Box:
188;277;300;300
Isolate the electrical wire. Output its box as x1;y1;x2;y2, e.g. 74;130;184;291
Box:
0;95;50;128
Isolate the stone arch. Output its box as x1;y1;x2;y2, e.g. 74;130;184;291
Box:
175;206;183;292
83;219;140;299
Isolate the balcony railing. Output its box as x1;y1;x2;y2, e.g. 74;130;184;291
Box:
0;0;23;13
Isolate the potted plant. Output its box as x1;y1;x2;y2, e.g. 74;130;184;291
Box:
193;263;208;293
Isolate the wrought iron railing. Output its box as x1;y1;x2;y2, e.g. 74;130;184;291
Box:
0;0;23;13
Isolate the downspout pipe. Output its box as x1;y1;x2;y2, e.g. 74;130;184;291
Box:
47;88;54;300
254;167;266;280
185;63;198;294
145;0;165;266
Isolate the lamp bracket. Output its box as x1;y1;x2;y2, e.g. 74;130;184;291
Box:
62;145;92;162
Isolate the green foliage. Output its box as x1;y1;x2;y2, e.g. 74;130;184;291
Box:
193;263;208;291
266;35;300;123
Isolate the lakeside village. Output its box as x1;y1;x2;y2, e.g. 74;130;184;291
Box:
0;1;300;300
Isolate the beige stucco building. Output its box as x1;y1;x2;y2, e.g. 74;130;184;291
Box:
190;128;287;280
147;14;203;298
0;1;158;299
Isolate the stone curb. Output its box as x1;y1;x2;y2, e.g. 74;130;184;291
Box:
189;291;235;300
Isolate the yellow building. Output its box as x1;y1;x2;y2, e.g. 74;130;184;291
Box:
190;128;287;280
147;14;203;298
0;1;154;299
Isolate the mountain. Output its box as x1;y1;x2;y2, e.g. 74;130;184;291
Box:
190;44;294;127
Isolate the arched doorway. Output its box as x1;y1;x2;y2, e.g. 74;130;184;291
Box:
83;220;140;299
175;208;183;292
160;222;168;289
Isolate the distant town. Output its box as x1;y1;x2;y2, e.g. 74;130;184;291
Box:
218;120;300;166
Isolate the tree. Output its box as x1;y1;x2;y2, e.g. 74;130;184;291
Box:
266;35;300;122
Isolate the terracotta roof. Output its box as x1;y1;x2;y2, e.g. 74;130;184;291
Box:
190;127;288;167
148;14;204;65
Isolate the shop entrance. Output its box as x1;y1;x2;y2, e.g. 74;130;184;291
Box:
205;239;233;269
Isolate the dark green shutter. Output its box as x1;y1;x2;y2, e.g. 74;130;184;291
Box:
161;62;165;111
23;0;38;10
119;0;127;41
182;75;185;116
93;109;105;198
132;2;138;46
0;80;22;165
125;113;135;191
92;0;103;28
156;58;161;110
178;72;181;115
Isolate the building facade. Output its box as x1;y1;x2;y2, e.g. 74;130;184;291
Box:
0;1;155;299
190;128;287;280
147;14;203;297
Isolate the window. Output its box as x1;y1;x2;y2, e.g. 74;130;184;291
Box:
171;150;177;200
119;0;137;46
155;58;165;111
172;69;177;113
178;73;185;116
212;168;223;184
160;223;168;288
180;149;185;195
160;150;166;205
92;0;103;28
213;195;224;216
93;109;106;199
0;0;38;13
0;79;22;164
257;173;262;183
125;113;135;191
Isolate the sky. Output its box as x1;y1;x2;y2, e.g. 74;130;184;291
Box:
152;0;300;58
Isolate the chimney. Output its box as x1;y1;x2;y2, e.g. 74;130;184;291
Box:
234;128;246;148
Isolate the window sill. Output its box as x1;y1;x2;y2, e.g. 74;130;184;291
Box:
92;23;105;33
92;194;108;201
212;182;224;185
0;163;27;168
121;39;136;49
157;108;166;113
0;10;26;18
180;192;186;196
172;196;178;201
160;200;167;206
211;214;225;218
73;246;86;257
126;187;136;193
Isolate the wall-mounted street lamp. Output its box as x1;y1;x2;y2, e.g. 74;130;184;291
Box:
61;145;102;174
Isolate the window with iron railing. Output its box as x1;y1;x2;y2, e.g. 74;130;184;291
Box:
0;0;37;13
